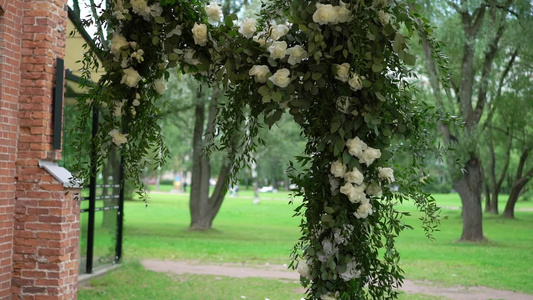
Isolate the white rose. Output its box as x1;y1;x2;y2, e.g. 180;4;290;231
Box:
131;0;151;20
253;31;267;46
339;260;361;281
336;1;352;23
360;147;382;166
131;49;144;62
346;136;368;158
108;129;128;147
340;182;354;197
268;68;291;88
378;10;390;25
347;184;367;204
150;3;163;18
121;67;142;87
269;24;289;41
313;3;338;25
286;45;308;65
348;74;363;91
354;201;373;219
249;65;270;83
239;18;257;38
111;33;129;57
329;175;340;196
297;262;311;278
321;294;336;300
184;49;200;66
334;63;350;82
378;167;395;183
366;183;382;197
113;100;125;117
330;159;347;178
343;168;364;185
267;41;288;60
132;93;141;106
192;23;208;46
153;79;167;95
205;2;223;23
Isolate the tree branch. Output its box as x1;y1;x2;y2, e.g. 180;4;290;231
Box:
516;147;531;180
473;0;513;125
482;48;519;130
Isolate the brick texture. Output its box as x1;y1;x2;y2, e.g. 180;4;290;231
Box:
1;0;80;299
0;0;23;298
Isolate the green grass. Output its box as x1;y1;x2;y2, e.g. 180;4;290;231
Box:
79;189;533;298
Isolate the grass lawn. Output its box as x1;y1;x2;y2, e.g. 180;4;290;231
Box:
79;187;533;298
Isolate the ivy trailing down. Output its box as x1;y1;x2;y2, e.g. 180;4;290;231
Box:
72;0;444;299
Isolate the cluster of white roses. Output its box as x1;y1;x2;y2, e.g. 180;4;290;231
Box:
333;63;364;92
330;136;395;220
312;1;352;25
245;21;311;89
107;0;172;147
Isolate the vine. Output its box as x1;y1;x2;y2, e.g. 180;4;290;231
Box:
72;0;444;299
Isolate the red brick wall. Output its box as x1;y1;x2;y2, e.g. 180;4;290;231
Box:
0;0;81;299
0;0;23;297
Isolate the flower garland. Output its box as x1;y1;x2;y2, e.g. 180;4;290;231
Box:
73;0;442;299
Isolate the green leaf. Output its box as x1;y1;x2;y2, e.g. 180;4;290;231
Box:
258;85;270;96
375;92;386;102
372;63;383;72
155;16;166;24
403;52;417;65
330;121;341;133
342;150;351;164
312;73;322;80
168;53;179;61
272;91;282;102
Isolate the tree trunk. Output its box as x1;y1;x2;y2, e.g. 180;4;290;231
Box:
485;127;512;214
484;183;493;213
503;147;533;218
189;101;211;230
455;157;485;242
189;87;232;230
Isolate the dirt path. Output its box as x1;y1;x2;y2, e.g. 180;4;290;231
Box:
141;259;533;300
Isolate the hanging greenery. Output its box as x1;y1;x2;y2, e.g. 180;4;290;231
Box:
72;0;446;299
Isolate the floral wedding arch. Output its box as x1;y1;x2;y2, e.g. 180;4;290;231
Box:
73;0;443;298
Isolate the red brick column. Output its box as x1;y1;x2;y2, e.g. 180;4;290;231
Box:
0;0;23;297
10;0;81;299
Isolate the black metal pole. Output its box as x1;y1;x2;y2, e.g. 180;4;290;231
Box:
115;149;125;263
86;107;99;274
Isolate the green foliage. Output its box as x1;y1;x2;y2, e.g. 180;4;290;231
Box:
73;0;447;299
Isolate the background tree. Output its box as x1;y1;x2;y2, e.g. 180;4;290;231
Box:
414;0;531;241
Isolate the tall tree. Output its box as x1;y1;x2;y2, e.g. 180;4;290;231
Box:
187;0;258;230
415;0;529;241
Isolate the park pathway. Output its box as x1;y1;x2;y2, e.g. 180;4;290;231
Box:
141;259;533;300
